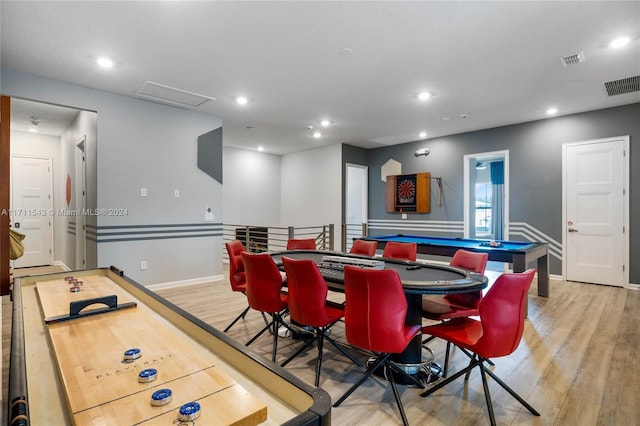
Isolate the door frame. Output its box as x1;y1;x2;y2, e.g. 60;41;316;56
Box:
75;136;87;269
10;154;54;268
463;150;510;240
561;136;629;286
344;163;368;251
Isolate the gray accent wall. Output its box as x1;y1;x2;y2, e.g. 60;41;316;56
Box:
2;69;224;285
365;103;640;282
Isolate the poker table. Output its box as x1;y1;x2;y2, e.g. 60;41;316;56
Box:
361;234;549;297
8;266;330;425
270;250;488;380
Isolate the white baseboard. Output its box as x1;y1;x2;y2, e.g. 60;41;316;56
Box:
53;261;71;271
628;283;640;291
147;275;224;291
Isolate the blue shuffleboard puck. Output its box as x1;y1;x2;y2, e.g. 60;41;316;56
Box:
123;348;141;362
138;368;157;383
178;402;201;421
150;389;172;406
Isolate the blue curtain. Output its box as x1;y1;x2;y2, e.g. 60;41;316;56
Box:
490;161;504;240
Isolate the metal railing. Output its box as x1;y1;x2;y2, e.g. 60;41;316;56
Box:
342;223;368;252
222;224;335;260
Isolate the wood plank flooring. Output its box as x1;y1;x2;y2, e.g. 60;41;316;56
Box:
3;266;639;425
156;273;640;426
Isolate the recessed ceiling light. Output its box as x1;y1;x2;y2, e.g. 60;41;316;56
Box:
418;92;431;101
546;107;558;115
610;36;630;48
236;96;248;105
257;146;264;152
313;131;322;138
419;131;427;138
96;57;114;68
320;119;331;127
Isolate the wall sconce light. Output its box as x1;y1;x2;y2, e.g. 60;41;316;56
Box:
414;148;430;157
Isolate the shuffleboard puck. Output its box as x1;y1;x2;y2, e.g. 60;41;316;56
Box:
123;348;141;362
138;368;157;383
178;402;201;421
151;389;172;406
69;286;81;293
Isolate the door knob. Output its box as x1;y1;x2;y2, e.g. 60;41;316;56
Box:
568;228;578;233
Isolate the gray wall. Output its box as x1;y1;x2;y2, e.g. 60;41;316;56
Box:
366;103;640;282
2;70;224;286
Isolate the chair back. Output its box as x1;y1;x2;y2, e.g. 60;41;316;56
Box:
475;269;535;358
343;266;415;353
382;241;417;261
286;238;317;250
444;249;489;307
282;257;332;327
241;252;286;313
449;249;489;274
349;240;377;257
225;240;246;291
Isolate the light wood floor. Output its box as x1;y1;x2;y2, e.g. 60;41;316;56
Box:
156;273;640;426
3;266;639;425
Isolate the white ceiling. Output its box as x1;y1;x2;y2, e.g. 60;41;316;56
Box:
2;1;639;154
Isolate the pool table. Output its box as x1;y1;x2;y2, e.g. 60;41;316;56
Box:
362;234;549;298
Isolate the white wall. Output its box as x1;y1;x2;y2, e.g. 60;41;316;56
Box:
281;144;342;230
223;147;281;226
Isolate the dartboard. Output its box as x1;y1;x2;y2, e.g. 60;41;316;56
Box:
397;179;416;200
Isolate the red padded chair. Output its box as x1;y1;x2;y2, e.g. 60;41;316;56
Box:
349;239;377;257
421;249;489;375
420;269;539;425
382;241;417;261
280;257;362;386
333;266;422;426
286;238;317;250
241;252;289;362
223;240;250;332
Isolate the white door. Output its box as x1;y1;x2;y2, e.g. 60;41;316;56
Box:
345;164;368;251
10;156;54;267
563;137;627;287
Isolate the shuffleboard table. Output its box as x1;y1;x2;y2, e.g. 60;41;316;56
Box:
361;234;549;297
9;266;330;425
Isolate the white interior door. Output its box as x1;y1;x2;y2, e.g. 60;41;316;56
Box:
11;155;54;268
345;164;368;251
563;137;627;287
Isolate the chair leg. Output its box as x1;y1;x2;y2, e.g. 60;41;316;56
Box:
324;334;364;367
281;333;317;367
420;357;482;397
443;341;451;377
479;361;497;426
315;332;324;387
224;305;251;332
386;360;426;389
271;313;281;363
481;364;540;416
333;353;391;407
246;317;273;346
385;362;409;426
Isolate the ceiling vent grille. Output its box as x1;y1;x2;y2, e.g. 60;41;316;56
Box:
604;76;640;96
134;81;215;108
560;51;585;67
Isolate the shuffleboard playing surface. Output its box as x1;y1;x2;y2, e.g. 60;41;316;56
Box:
36;275;268;425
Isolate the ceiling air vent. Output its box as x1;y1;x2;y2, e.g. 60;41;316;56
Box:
134;81;215;108
560;51;585;67
604;76;640;96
